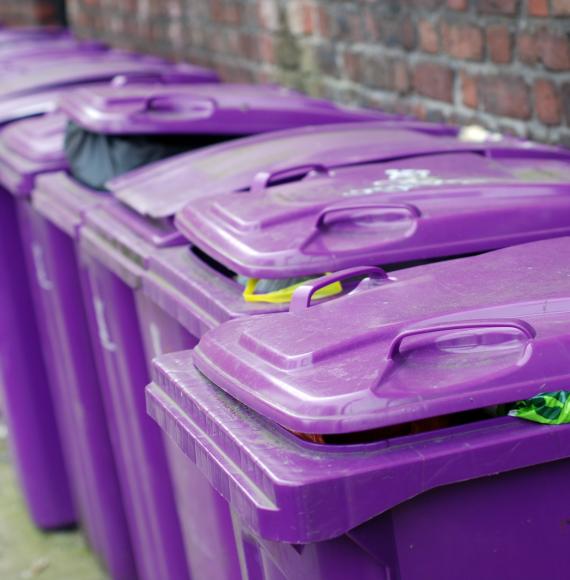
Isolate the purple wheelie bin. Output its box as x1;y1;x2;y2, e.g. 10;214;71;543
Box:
0;113;138;577
106;125;570;579
0;57;216;536
32;84;383;580
147;237;570;580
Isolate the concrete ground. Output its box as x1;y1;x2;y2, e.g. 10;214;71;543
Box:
0;424;107;580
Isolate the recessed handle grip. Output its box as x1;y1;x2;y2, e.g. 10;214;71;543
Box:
111;71;198;87
250;163;330;194
315;201;421;230
289;266;388;313
386;318;536;361
141;95;218;118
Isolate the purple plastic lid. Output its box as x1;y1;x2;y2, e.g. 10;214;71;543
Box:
0;38;106;62
60;83;385;135
1;112;66;162
175;134;570;278
0;113;67;195
0;54;217;100
0;90;63;127
193;237;570;435
109;121;460;219
0;27;68;44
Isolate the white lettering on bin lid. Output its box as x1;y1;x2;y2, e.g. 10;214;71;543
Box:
342;168;485;197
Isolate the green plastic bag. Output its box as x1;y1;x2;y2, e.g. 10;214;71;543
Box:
509;391;570;425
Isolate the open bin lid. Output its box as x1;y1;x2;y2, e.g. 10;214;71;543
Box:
61;83;381;193
0;54;217;100
59;83;388;135
193;237;570;435
1;71;224;167
109;121;463;219
175;136;570;278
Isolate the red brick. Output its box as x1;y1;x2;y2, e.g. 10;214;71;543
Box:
302;2;316;34
442;22;484;60
342;50;362;81
413;62;454;102
478;0;520;14
363;55;409;93
400;17;417;50
534;79;562;124
487;25;512;63
447;0;469;10
315;4;331;37
552;0;570;15
394;61;411;93
517;32;539;64
258;32;276;63
461;72;478;108
527;0;549;16
478;75;531;119
418;20;439;53
538;29;570;70
222;4;241;25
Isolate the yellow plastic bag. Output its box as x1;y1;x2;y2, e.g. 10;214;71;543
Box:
243;275;342;304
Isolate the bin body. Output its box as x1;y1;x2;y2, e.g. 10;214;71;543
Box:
147;237;570;580
0;189;75;528
147;359;570;580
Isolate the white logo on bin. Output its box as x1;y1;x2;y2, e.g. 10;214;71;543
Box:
93;296;117;352
342;168;485;197
31;242;53;291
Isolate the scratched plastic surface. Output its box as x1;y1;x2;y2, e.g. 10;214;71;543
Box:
194;237;570;434
147;238;570;580
176;134;570;278
61;82;387;135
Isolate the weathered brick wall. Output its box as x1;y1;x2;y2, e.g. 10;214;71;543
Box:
0;0;66;26
67;1;569;144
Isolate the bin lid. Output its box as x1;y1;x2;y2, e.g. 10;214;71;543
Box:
176;137;570;278
0;89;63;126
0;27;68;45
0;42;107;71
59;83;387;135
109;121;461;219
1;112;67;164
0;113;68;195
193;237;570;435
0;54;218;100
0;37;105;58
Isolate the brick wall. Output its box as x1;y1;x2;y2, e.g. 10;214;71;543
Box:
69;1;569;145
0;0;66;26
